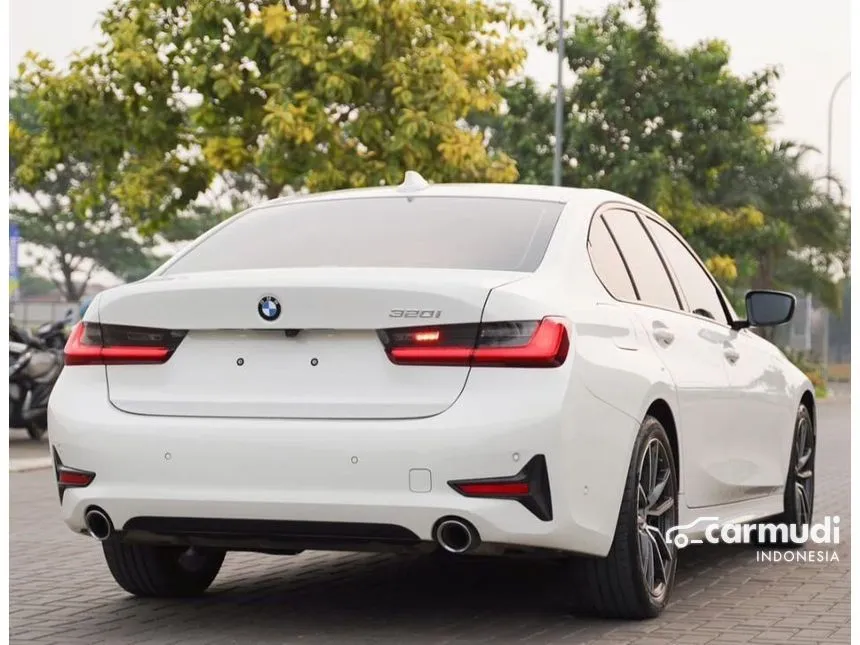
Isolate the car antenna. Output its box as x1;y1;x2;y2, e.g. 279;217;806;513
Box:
398;170;429;193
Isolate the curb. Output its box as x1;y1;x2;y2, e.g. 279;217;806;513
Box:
9;457;53;473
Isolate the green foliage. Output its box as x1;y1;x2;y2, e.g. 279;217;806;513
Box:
477;0;777;285
9;84;161;299
17;267;56;298
781;348;828;398
9;181;159;300
554;0;776;201
8;0;849;314
11;52;210;236
829;278;851;352
711;141;850;311
478;0;849;307
12;0;530;233
469;78;555;185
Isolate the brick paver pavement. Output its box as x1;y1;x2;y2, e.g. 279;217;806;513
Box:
9;401;850;644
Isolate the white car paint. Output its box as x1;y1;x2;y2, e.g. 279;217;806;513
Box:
99;268;527;419
48;180;813;563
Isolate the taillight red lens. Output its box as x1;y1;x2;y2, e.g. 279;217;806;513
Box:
64;322;187;366
57;468;95;486
455;482;530;496
379;318;569;368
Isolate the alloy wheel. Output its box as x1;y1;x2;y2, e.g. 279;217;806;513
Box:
636;437;677;600
793;415;815;526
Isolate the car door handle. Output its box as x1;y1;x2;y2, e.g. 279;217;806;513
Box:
653;328;675;346
724;348;740;364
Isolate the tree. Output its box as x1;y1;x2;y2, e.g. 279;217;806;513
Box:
11;51;212;236
17;267;56;298
476;0;851;305
828;278;851;363
709;142;850;311
534;0;776;198
469;78;555;185
10;84;161;299
13;0;530;232
155;172;262;244
9;170;160;300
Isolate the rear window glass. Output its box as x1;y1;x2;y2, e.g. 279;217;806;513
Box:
163;196;564;275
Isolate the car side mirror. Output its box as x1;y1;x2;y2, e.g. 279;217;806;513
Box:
731;290;796;330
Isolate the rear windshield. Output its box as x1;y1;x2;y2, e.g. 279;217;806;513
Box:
163;196;564;275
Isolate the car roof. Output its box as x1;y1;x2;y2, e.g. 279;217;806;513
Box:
257;180;649;218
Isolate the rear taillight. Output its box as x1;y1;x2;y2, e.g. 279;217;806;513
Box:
64;322;187;366
379;317;569;367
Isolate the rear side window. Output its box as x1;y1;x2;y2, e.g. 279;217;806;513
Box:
601;210;680;311
587;216;638;301
163;197;564;275
645;219;729;324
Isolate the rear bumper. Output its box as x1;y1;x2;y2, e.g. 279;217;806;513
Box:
105;515;426;554
48;366;640;557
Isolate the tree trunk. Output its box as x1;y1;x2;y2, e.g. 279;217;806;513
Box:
59;267;78;302
753;250;774;290
58;261;88;303
751;250;779;344
265;182;284;200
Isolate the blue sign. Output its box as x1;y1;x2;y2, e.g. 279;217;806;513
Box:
9;222;20;301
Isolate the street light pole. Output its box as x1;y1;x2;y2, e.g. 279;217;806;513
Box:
826;72;850;196
822;71;849;385
553;0;565;186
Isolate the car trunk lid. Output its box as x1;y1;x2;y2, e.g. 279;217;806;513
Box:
100;268;527;419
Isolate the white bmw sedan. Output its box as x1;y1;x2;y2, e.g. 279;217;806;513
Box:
49;173;815;619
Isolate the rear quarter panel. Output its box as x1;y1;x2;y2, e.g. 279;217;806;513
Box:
481;201;683;554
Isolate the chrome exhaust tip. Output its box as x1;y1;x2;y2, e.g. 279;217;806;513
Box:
84;508;113;541
434;518;480;554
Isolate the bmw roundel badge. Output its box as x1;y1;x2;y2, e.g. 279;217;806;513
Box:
258;295;281;322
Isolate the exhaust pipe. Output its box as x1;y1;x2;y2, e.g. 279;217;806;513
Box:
434;517;480;554
84;508;113;541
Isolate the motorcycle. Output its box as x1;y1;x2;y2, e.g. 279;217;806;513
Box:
9;314;68;441
26;308;74;350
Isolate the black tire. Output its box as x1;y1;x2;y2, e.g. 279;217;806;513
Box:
758;404;815;548
25;421;47;441
102;540;226;598
568;415;679;619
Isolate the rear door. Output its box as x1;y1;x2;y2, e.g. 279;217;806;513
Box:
600;209;735;508
94;195;564;420
644;218;788;502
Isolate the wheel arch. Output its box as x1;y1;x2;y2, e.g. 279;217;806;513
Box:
645;399;680;491
800;389;816;430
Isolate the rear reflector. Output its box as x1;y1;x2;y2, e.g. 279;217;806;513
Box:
53;448;96;502
455;482;530;496
379;318;569;367
449;455;553;521
64;322;187;366
58;469;95;486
